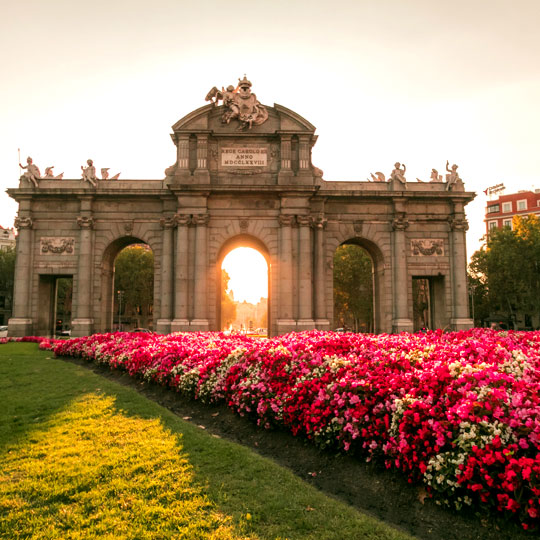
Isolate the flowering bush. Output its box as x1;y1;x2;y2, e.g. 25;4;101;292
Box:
44;329;540;528
0;336;59;349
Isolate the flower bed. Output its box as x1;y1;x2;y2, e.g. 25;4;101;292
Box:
43;329;540;528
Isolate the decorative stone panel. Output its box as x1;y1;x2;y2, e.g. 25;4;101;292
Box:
411;239;444;256
40;237;75;254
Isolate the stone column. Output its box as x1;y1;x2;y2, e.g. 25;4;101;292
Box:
171;214;191;333
296;215;315;330
156;216;175;334
298;136;310;171
278;135;293;183
191;213;210;331
391;213;413;333
194;134;210;182
314;215;330;329
449;215;474;330
8;215;34;336
72;213;94;337
277;214;296;334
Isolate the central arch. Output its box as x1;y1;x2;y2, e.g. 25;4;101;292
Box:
215;235;271;335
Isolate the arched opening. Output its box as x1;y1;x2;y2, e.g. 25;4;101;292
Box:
333;241;377;333
99;237;155;332
217;238;270;336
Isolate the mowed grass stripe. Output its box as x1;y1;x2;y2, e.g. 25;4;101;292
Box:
0;343;414;540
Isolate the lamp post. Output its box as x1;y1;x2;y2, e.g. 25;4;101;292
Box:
117;290;124;331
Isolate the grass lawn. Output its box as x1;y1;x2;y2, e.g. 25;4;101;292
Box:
0;343;414;540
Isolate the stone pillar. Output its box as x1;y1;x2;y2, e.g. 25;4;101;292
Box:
191;213;210;331
314;215;330;329
156;216;175;334
171;214;191;333
296;215;315;331
278;135;293;183
277;214;296;334
298;136;310;171
177;135;190;170
72;212;94;337
391;213;413;333
449;215;474;330
8;215;34;336
194;134;210;182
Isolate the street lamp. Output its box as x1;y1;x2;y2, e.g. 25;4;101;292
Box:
117;290;124;331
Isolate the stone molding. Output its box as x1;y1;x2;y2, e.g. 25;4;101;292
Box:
77;216;94;229
40;237;75;255
14;216;33;230
411;239;444;256
313;215;327;229
160;216;176;229
174;213;191;226
296;215;312;227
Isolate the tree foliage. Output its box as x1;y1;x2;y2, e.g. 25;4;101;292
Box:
0;247;16;318
114;245;154;329
221;269;237;329
468;215;540;328
333;244;373;332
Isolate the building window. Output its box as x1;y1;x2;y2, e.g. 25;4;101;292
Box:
517;199;527;211
502;202;512;213
503;219;512;228
488;221;498;230
487;204;500;214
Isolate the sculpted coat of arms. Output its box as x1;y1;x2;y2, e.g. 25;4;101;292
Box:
206;75;268;130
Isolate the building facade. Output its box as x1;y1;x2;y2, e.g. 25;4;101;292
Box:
8;81;475;337
485;189;540;232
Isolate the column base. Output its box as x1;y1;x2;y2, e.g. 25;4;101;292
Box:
7;318;33;337
276;319;297;335
450;318;474;331
170;319;191;333
71;318;94;337
155;319;171;334
392;318;414;333
296;319;316;332
315;319;331;331
190;319;209;332
277;171;294;184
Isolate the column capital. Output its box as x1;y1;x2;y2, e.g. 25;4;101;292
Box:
174;213;191;226
296;215;312;227
77;216;94;229
312;215;327;229
14;216;33;230
278;214;295;226
160;216;176;229
449;217;469;231
192;213;210;226
392;215;409;231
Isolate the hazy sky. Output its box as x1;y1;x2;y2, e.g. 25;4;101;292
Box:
1;0;539;259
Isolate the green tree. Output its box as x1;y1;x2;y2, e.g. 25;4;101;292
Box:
468;215;540;328
333;244;373;332
221;269;237;330
0;247;16;322
114;245;154;329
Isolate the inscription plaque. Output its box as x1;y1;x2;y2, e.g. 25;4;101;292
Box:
221;147;268;167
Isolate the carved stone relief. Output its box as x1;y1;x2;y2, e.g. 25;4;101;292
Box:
40;237;75;255
411;239;444;256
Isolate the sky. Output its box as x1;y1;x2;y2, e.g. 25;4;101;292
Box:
222;248;268;304
2;0;539;274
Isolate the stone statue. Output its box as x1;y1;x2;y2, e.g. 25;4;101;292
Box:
101;168;110;180
445;161;461;190
44;166;64;179
81;159;97;187
390;162;407;187
206;76;268;130
110;172;120;180
430;168;443;182
370;172;386;182
19;157;40;187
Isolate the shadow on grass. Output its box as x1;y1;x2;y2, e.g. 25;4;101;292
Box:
0;343;412;540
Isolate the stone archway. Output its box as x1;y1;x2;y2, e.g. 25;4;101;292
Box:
7;79;475;337
99;236;156;333
215;234;271;334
